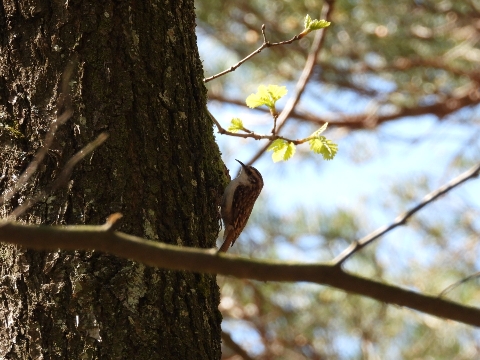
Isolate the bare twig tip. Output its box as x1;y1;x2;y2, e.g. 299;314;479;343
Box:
105;213;123;231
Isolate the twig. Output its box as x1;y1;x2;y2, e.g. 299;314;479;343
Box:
245;1;334;166
221;331;255;360
333;162;480;266
439;271;480;298
260;24;267;43
204;24;303;83
207;110;314;145
8;133;109;220
0;220;479;327
271;113;278;136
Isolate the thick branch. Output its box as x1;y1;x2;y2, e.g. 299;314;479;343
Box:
0;221;479;327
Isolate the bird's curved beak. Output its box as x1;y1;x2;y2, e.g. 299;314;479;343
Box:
235;159;246;168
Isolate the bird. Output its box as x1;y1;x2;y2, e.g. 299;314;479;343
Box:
218;159;264;253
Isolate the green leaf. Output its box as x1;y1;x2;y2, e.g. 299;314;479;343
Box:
246;85;288;109
266;85;288;101
312;122;329;137
228;118;244;133
267;138;286;152
304;14;313;30
304;15;331;31
268;139;296;162
300;15;331;38
309;136;338;160
284;142;296;161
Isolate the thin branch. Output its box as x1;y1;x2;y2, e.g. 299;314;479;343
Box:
8;133;109;220
333;162;480;266
245;1;334;166
271;112;278;136
207;110;314;145
204;23;305;83
439;271;480;298
221;331;255;360
0;221;479;327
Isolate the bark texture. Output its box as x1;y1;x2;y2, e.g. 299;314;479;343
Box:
0;0;223;358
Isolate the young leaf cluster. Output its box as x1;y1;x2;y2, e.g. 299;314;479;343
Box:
227;118;245;133
246;85;287;115
309;134;338;160
226;84;338;163
299;14;331;38
207;14;336;163
308;123;338;160
267;140;296;163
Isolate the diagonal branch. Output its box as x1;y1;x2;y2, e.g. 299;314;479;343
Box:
439;271;480;298
0;220;479;327
333;162;480;266
204;21;317;83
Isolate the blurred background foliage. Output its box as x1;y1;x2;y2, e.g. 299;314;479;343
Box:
196;0;480;358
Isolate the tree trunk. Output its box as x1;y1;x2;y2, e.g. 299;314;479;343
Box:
0;1;223;358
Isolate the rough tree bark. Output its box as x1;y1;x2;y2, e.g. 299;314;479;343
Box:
0;0;223;359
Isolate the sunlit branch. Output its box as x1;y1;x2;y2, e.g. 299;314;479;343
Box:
0;220;479;327
245;1;334;166
207;110;315;145
333;162;480;266
204;24;305;83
